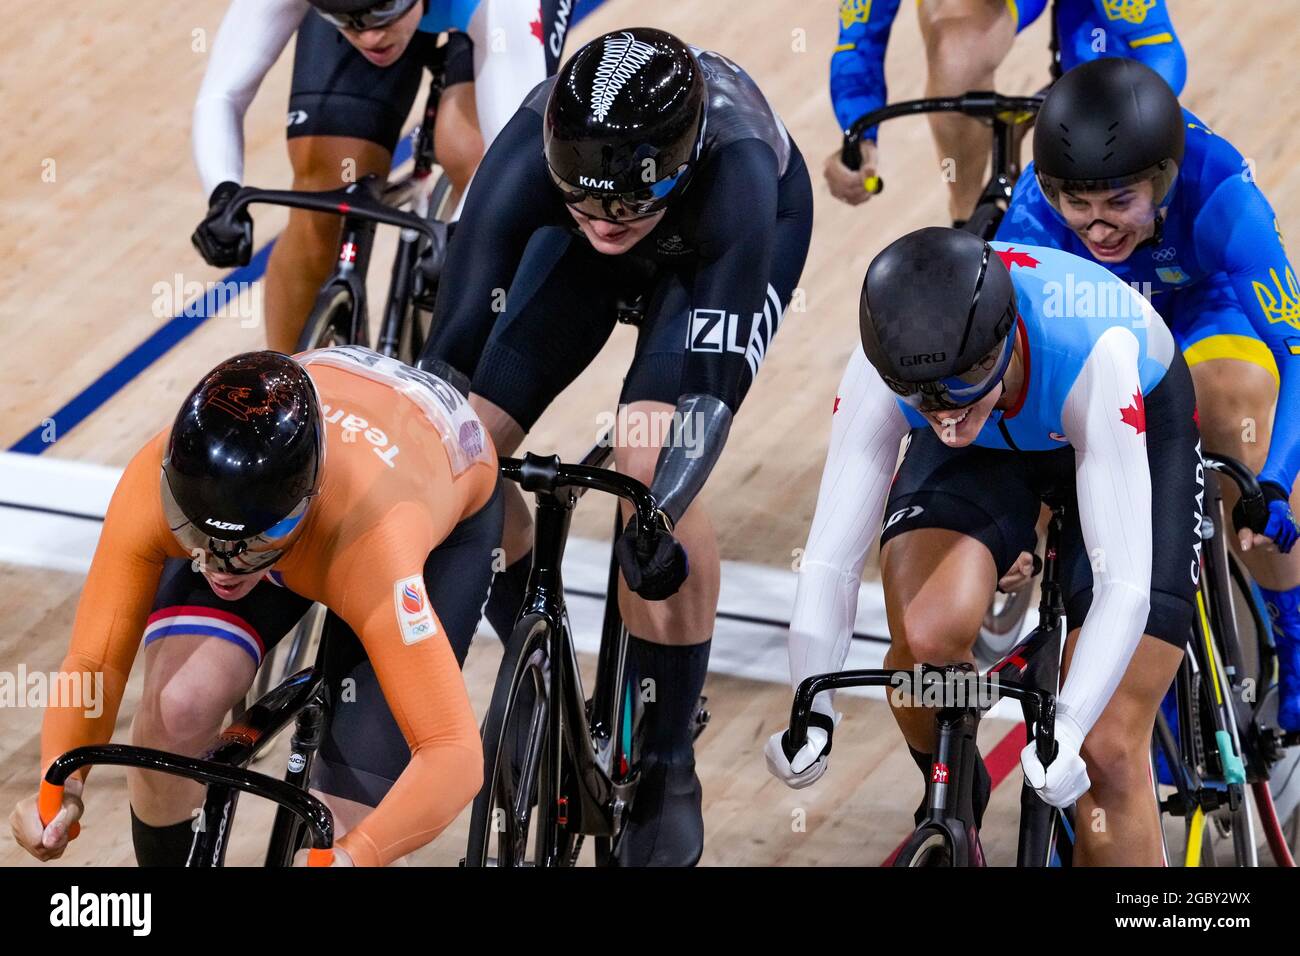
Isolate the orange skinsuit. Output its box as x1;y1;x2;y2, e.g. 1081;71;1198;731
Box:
40;349;498;866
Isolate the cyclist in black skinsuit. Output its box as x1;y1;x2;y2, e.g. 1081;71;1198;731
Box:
418;27;813;866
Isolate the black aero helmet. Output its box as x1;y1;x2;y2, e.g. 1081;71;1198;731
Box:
1034;58;1185;209
860;227;1018;412
307;0;421;31
544;27;707;221
161;352;324;574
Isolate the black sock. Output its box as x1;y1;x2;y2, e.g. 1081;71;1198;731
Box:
484;552;532;643
130;808;195;867
629;635;711;767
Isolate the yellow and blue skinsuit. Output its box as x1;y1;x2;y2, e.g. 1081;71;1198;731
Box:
830;0;1185;140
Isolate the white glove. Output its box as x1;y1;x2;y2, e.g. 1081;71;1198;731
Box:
1020;715;1089;808
765;710;840;789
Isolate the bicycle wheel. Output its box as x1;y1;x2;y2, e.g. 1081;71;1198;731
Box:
465;613;556;867
974;584;1034;668
901;827;955;867
246;604;325;710
398;173;455;365
296;283;358;352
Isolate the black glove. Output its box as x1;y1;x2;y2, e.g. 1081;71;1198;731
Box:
615;513;689;601
1234;481;1299;553
191;180;252;268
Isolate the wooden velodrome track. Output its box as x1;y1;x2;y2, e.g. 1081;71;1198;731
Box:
2;1;1298;866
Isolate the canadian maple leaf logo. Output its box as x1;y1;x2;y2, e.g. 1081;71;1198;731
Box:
996;248;1041;270
833;395;841;414
1120;390;1146;434
529;13;543;43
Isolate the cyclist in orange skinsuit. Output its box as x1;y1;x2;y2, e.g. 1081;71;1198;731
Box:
11;347;500;867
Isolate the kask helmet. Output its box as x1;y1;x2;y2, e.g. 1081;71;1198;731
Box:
1034;58;1185;210
544;27;707;221
307;0;421;31
161;351;324;574
859;227;1018;413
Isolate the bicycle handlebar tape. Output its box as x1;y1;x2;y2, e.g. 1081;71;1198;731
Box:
841;136;861;171
38;780;81;840
307;847;335;867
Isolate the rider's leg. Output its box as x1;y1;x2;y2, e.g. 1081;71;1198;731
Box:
456;227;623;640
1064;630;1184;865
432;31;483;214
880;528;996;754
129;560;314;864
263;136;393;353
129;636;254;864
128;561;273;864
877;428;1042;823
271;14;432;352
916;0;1018;221
609;401;717;866
433;81;483;212
1190;356;1300;588
1190;353;1300;727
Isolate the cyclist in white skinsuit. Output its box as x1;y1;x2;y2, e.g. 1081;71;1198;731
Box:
190;0;565;353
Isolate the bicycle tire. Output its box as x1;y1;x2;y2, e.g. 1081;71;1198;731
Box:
246;604;325;710
465;613;556;867
296;283;358;352
398;172;455;365
974;584;1034;668
901;827;955;867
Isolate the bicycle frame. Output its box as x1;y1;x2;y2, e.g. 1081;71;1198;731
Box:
497;442;664;857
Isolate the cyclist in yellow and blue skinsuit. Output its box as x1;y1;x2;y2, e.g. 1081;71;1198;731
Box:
998;59;1300;732
825;0;1185;220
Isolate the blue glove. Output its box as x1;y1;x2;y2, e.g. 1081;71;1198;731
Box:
1262;482;1299;554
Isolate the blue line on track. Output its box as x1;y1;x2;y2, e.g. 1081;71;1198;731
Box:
11;0;604;455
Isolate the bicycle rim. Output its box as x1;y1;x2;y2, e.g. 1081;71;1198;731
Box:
246;604;325;710
296;285;357;352
905;829;955;868
465;615;553;867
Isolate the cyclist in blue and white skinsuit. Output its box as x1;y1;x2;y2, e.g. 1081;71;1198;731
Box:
998;59;1300;732
766;229;1203;865
825;0;1185;220
189;0;571;354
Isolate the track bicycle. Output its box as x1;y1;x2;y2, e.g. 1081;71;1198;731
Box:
463;441;709;867
782;505;1071;866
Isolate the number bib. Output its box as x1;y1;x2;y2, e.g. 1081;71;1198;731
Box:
300;346;490;476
